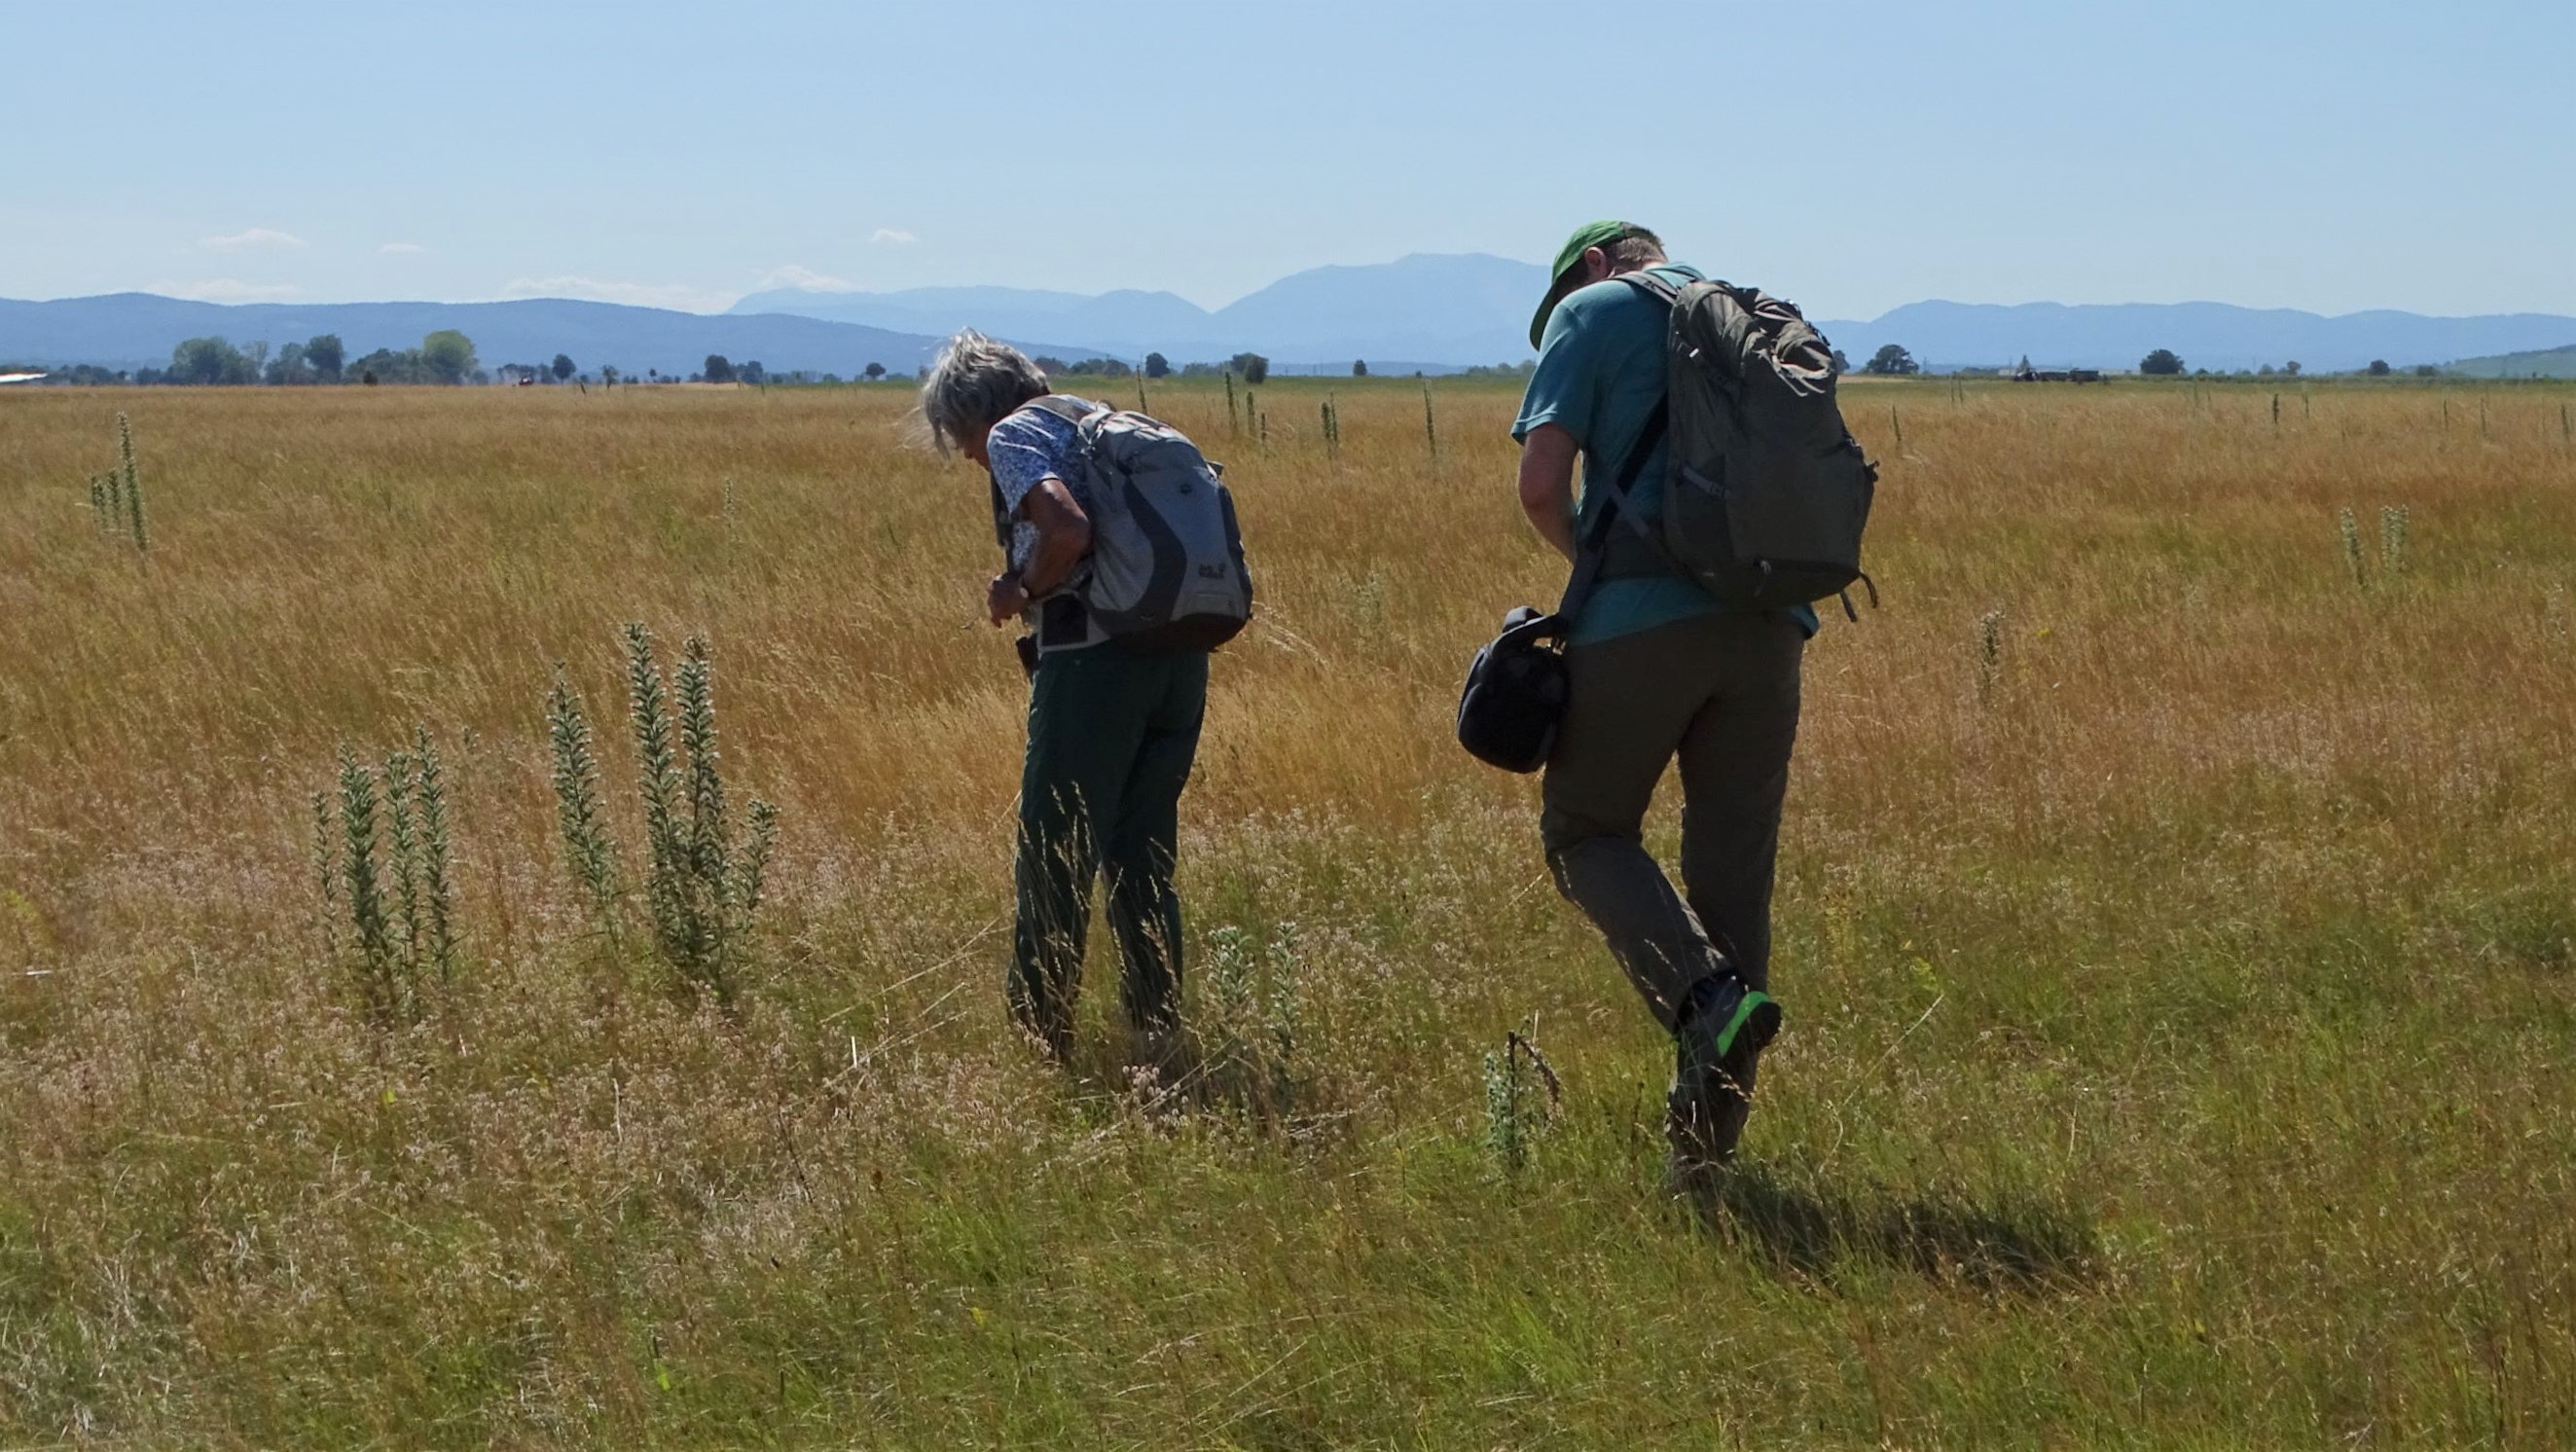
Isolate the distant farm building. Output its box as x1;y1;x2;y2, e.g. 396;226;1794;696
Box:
2014;365;2104;383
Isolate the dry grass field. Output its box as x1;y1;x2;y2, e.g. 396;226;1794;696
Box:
2;376;2573;1448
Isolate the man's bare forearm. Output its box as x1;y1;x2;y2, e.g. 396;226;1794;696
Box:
1517;424;1581;563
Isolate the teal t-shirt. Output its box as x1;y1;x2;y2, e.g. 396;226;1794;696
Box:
1512;263;1820;647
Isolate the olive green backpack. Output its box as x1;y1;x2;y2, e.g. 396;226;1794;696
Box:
1603;272;1879;619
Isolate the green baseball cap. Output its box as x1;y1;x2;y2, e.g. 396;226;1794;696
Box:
1530;219;1639;349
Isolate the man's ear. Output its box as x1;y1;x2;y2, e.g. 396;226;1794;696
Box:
1580;245;1612;283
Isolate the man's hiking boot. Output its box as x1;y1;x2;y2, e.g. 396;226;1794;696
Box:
1667;973;1781;1170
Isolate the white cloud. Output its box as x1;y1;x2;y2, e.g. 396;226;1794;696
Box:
753;263;855;292
148;278;304;302
200;227;308;252
379;241;428;255
500;275;734;312
869;228;917;246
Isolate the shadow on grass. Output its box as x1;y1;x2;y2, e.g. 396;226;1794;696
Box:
1682;1163;2100;1292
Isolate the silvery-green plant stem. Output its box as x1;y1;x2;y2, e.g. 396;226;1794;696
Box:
117;412;146;552
678;635;729;889
545;667;620;936
414;726;457;986
1264;922;1304;1071
624;622;697;980
733;798;779;928
1482;1027;1559;1177
1423;383;1437;460
1206;926;1255;1079
1482;1047;1523;1175
2338;507;2366;589
1976;608;2006;703
674;635;732;994
382;750;422;997
624;624;682;862
336;747;394;1021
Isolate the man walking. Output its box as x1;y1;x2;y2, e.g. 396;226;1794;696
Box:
1512;222;1818;1169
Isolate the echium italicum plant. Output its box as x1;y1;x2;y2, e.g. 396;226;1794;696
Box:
2379;505;2410;578
543;623;778;1005
118;411;146;552
1481;1018;1560;1180
88;414;148;550
312;727;459;1028
1204;921;1308;1123
1975;607;2006;705
546;666;621;937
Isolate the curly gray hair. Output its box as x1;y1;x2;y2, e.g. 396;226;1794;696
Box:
919;330;1050;454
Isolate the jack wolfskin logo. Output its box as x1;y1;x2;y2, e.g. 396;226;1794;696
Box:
1199;564;1229;579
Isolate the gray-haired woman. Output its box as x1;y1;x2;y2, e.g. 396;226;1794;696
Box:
921;331;1207;1070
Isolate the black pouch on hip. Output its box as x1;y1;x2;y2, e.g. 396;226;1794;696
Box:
1455;606;1572;772
1454;402;1669;774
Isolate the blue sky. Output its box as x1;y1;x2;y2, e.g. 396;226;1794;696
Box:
7;1;2570;319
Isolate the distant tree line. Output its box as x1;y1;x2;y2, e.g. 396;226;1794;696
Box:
89;330;487;386
1801;343;2455;381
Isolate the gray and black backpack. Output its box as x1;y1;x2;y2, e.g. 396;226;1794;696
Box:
1614;271;1878;617
1020;396;1253;652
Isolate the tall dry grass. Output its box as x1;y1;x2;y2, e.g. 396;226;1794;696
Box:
0;378;2572;1447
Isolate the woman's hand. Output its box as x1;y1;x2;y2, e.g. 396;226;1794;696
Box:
987;572;1030;627
988;476;1091;628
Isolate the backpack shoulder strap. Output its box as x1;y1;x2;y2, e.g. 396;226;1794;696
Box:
1017;393;1120;466
1554;399;1669;617
1615;269;1684;307
1023;393;1102;425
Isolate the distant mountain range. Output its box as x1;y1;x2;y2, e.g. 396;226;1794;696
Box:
736;256;2576;374
0;294;1102;379
729;253;1548;370
8;255;2575;378
1820;301;2576;375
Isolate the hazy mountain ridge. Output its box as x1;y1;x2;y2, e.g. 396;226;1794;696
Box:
730;253;1549;367
0;294;1102;378
739;255;2576;373
1816;300;2576;374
